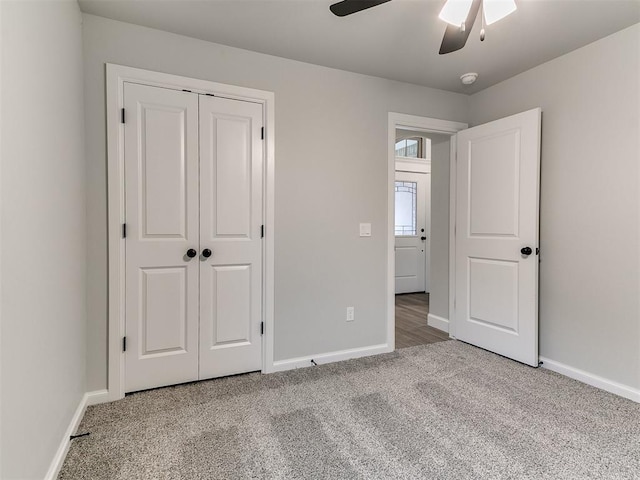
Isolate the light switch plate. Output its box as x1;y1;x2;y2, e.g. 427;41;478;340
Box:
359;223;371;237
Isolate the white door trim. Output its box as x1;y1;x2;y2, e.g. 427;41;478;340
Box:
448;139;457;338
395;157;431;174
106;64;276;402
387;112;467;349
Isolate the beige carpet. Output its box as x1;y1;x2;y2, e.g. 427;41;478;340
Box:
59;341;640;479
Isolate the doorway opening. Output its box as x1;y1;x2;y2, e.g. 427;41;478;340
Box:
386;113;468;351
394;129;453;348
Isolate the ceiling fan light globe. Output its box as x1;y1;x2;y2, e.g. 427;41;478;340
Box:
439;0;474;27
483;0;517;25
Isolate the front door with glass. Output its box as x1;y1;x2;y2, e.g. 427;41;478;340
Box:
394;171;428;294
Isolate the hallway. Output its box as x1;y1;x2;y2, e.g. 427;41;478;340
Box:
395;293;449;349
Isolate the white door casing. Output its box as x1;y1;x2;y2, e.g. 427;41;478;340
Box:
108;64;275;402
454;108;541;366
387;113;467;352
395;171;429;294
124;83;200;392
199;95;264;379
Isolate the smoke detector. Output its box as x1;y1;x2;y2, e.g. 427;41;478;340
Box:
460;72;478;85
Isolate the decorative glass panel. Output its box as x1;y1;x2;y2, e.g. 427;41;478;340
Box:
395;138;420;158
395;181;417;236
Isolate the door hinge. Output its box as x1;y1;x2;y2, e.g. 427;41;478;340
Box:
120;108;125;124
122;223;127;238
261;127;264;140
261;225;265;238
122;336;127;352
260;322;264;335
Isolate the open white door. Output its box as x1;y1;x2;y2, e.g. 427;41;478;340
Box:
455;108;541;366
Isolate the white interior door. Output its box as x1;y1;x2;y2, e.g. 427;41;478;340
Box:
124;83;200;392
198;95;264;379
395;171;429;294
454;108;541;366
124;84;264;392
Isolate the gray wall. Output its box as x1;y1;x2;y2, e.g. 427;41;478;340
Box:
0;1;87;478
469;24;640;389
428;135;451;321
82;15;469;391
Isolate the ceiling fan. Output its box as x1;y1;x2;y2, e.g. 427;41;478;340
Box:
329;0;517;54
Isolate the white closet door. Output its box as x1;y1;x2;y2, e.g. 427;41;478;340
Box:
198;95;264;379
455;108;541;366
124;83;200;392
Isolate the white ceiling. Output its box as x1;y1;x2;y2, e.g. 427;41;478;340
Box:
78;0;640;94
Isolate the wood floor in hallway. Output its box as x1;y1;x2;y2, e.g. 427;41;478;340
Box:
395;293;449;349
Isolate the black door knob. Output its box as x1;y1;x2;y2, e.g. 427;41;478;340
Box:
186;248;197;258
521;246;533;256
421;236;427;241
202;248;212;258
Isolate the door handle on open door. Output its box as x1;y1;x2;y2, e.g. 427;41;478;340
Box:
521;246;533;256
421;236;427;241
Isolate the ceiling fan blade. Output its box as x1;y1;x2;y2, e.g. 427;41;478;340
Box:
329;0;392;17
439;0;481;54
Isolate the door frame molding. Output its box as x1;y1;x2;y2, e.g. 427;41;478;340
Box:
387;112;467;349
106;64;275;401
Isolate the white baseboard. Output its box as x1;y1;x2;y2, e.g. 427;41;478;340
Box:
44;389;107;479
427;313;449;334
86;389;110;406
269;343;392;373
44;392;89;480
540;356;640;403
